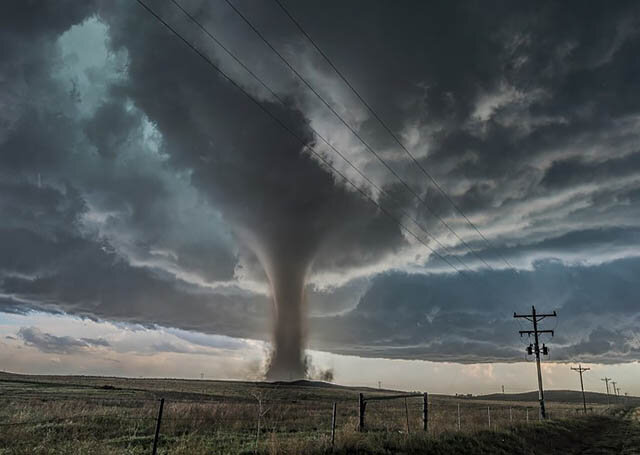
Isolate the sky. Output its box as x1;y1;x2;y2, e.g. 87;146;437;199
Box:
0;0;639;394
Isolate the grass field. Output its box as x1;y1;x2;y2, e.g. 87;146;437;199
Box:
0;371;636;454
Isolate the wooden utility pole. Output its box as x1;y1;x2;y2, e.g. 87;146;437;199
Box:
571;364;590;413
514;306;556;420
611;381;618;403
601;377;611;406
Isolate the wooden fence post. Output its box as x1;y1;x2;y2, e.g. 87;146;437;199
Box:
152;398;164;455
422;392;428;432
358;393;365;432
404;398;410;435
457;403;461;431
331;402;337;449
487;406;491;429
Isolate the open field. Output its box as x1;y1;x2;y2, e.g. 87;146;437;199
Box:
0;371;636;454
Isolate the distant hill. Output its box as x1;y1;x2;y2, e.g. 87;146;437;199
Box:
269;379;399;393
474;390;638;405
0;371;636;405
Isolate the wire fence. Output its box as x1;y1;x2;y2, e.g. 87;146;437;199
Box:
0;390;611;449
6;369;632;455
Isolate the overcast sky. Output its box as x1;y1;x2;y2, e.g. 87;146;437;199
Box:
1;0;639;393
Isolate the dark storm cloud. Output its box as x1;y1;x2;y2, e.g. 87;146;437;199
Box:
83;100;140;158
100;0;406;272
99;0;410;377
311;256;640;363
541;151;640;190
2;0;640;367
18;327;109;354
0;189;271;339
276;0;640;233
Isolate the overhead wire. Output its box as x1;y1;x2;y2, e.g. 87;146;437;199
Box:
133;0;468;277
271;0;517;272
167;0;474;273
222;0;494;271
133;3;537;376
218;0;536;363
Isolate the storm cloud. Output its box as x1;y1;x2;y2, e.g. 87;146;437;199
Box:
1;0;640;368
311;257;640;364
18;327;109;354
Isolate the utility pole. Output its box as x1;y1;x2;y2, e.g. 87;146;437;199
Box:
502;385;505;394
514;305;556;420
571;364;590;414
601;377;611;406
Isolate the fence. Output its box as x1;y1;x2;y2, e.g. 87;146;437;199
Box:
358;392;426;432
0;388;611;453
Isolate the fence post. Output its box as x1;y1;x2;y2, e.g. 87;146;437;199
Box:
331;402;337;449
152;398;164;455
487;406;491;429
526;407;529;423
422;392;428;432
404;398;410;435
358;393;365;432
457;403;461;431
509;407;513;424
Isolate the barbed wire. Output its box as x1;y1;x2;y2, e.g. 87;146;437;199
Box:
0;390;609;436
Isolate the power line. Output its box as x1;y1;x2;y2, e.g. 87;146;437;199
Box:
223;0;494;271
133;0;467;277
167;0;474;273
271;0;516;271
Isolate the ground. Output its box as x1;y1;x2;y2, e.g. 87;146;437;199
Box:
0;371;637;454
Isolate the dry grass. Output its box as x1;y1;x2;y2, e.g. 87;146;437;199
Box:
0;372;615;454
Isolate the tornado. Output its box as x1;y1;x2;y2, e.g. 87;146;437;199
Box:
98;0;407;385
265;258;309;380
243;227;319;381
